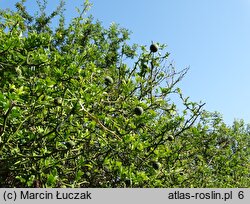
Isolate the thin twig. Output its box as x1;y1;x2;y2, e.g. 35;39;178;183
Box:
79;102;121;140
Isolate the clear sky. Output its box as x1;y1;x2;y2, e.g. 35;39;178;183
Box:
1;0;250;125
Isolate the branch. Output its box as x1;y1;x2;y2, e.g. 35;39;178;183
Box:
79;102;121;140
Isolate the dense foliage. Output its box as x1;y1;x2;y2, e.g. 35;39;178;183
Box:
0;0;249;187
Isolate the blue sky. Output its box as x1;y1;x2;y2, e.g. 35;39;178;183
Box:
1;0;250;125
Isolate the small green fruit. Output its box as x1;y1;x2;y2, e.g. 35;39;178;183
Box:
150;43;158;53
65;141;75;148
167;135;174;141
134;106;144;115
54;97;62;105
104;76;113;85
151;161;160;170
